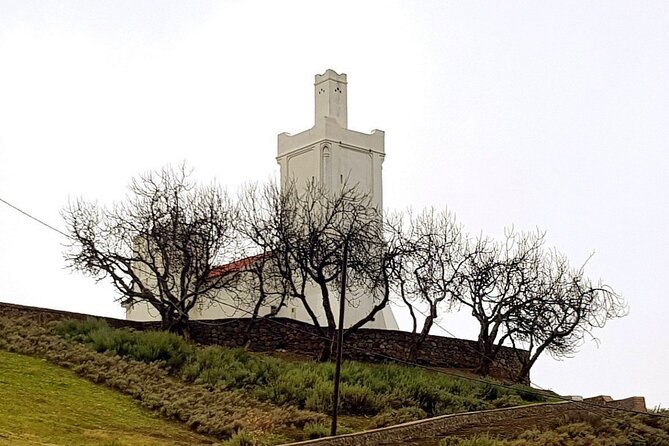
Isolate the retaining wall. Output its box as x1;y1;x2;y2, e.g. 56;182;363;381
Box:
0;301;528;382
281;402;616;446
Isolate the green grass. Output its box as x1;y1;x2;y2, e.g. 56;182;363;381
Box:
53;318;544;420
0;316;552;444
0;316;322;443
0;350;214;446
4;316;669;446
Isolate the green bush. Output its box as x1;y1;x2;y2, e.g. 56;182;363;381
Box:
221;431;255;446
340;383;380;415
183;346;285;390
370;406;427;428
305;381;333;413
52;317;110;340
88;328;193;369
406;378;451;416
303;422;330;439
510;384;544;402
52;319;545;419
491;394;525;408
54;319;194;369
128;330;194;368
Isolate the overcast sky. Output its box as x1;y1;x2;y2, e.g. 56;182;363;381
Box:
1;1;668;408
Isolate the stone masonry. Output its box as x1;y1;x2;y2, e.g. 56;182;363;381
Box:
0;301;528;383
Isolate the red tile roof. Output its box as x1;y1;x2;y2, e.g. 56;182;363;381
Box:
208;253;266;279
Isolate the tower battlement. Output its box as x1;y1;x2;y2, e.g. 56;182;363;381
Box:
315;69;348;128
277;69;385;210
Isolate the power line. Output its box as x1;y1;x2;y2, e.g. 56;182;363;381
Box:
79;244;665;422
101;262;669;441
0;196;69;238
52;211;664;424
198;298;669;445
198;297;668;420
405;303;669;435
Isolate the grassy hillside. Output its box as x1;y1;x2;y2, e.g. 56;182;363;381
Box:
0;350;214;446
3;314;667;445
51;318;545;416
0;315;546;444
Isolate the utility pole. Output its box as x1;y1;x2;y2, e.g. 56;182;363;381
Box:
330;237;348;437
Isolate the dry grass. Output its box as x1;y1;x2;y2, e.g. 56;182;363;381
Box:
0;314;554;445
439;412;669;446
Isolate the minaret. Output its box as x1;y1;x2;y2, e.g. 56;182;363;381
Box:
315;69;348;128
277;69;385;210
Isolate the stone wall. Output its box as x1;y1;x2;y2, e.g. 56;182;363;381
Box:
584;395;647;413
0;301;528;382
189;316;527;382
0;301;145;329
281;402;617;446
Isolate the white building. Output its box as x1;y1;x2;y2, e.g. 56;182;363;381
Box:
126;69;398;330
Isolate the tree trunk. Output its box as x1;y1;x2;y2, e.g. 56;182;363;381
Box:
160;307;191;341
319;326;335;362
408;311;434;363
476;338;494;376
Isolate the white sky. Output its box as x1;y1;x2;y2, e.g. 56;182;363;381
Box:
1;1;668;408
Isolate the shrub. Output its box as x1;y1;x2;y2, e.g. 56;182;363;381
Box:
52;317;110;340
407;378;450;416
54;320;194;369
88;326;135;354
370;406;427;428
51;318;545;421
183;346;285;390
305;381;333;413
127;330;194;368
491;394;525;408
88;328;193;369
222;431;254;446
303;422;330;439
510;385;545;402
340;383;381;415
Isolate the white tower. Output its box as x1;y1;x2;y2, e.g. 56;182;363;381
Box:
277;69;385;211
276;69;397;330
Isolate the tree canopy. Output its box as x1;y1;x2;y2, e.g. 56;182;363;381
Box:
62;165;239;335
63;164;626;380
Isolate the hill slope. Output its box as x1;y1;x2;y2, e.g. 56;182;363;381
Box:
0;349;214;446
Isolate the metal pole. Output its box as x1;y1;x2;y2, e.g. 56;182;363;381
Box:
331;237;348;437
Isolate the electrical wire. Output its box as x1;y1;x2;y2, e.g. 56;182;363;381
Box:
197;298;669;443
0;196;69;238
5;197;666;433
405;303;669;440
203;297;668;420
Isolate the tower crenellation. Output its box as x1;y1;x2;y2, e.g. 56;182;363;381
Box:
277;69;385;210
315;69;348;128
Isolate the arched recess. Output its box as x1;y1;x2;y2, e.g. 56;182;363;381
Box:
321;143;331;188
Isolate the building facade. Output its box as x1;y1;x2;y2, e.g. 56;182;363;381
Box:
126;70;398;330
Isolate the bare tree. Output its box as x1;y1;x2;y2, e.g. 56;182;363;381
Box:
508;251;627;383
452;229;545;376
238;180;394;360
62;165;239;337
452;228;626;380
391;209;466;361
